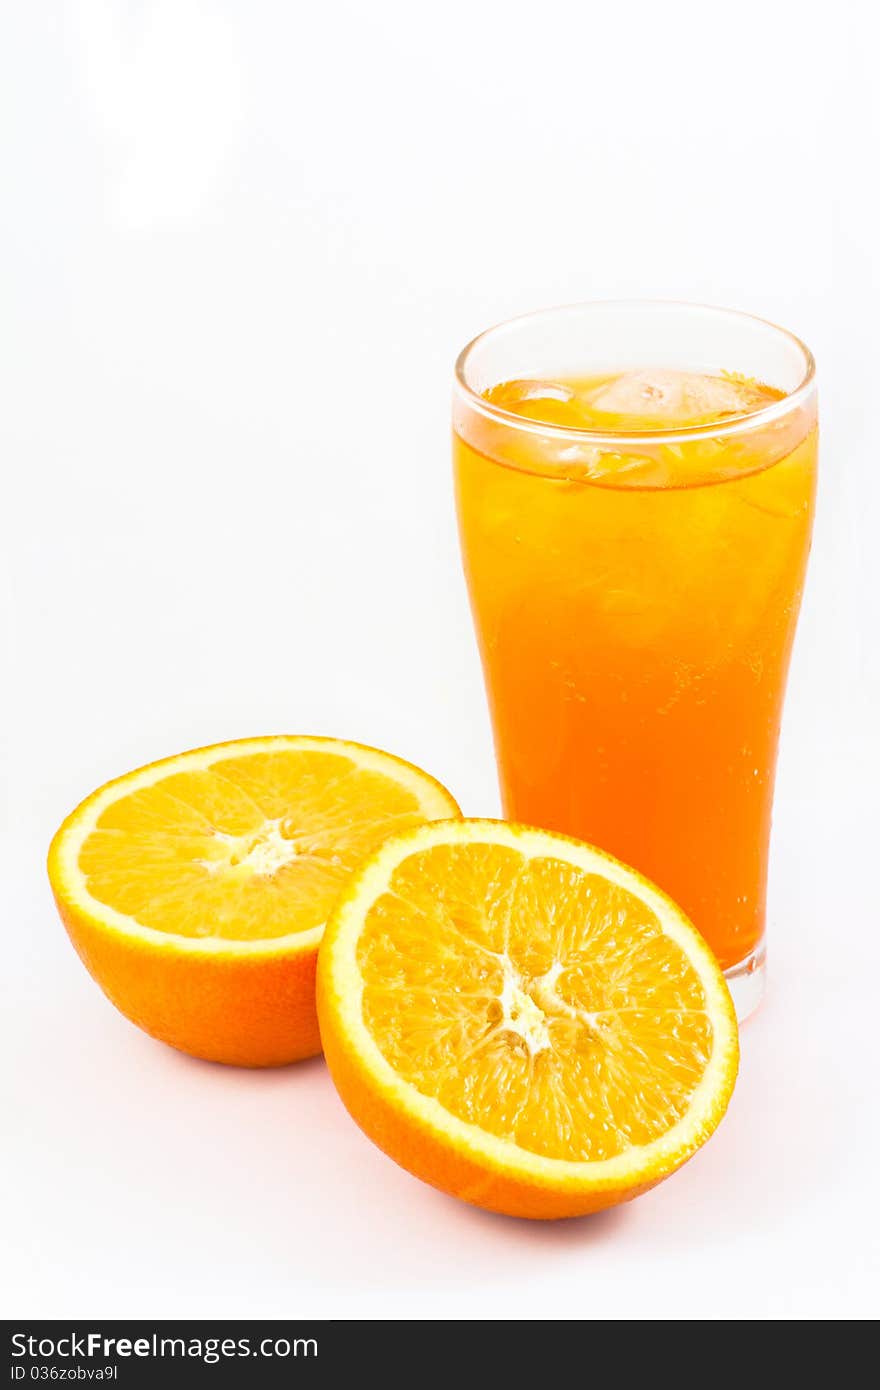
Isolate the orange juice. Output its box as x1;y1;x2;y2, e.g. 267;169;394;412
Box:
454;366;817;978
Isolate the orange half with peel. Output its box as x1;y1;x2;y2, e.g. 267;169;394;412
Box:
48;736;458;1066
318;818;739;1218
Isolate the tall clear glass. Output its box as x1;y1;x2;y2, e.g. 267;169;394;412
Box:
453;302;817;1019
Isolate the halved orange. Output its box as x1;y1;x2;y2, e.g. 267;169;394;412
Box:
318;819;739;1219
48;736;459;1066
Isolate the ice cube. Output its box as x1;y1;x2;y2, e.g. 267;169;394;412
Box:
583;370;774;429
485;379;581;428
487;379;576;408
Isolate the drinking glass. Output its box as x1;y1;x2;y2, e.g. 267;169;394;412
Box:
453;301;817;1019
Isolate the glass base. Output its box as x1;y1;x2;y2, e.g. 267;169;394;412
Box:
724;943;765;1024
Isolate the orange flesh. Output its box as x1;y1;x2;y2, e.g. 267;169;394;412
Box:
357;841;712;1162
79;752;427;940
454;372;817;969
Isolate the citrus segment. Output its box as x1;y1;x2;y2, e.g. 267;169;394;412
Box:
48;736;459;1066
318;820;738;1218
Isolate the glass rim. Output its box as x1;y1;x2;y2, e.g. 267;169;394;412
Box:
454;299;816;448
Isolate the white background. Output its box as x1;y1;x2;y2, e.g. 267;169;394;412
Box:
2;0;878;1321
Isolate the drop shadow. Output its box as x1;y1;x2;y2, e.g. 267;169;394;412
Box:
142;1034;329;1089
158;1040;635;1249
452;1196;632;1244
